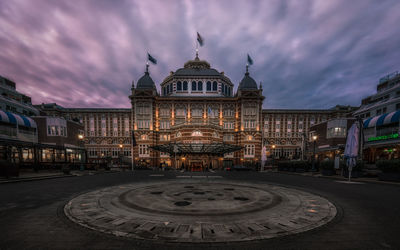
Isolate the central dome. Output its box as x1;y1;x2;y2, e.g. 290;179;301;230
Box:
161;55;234;97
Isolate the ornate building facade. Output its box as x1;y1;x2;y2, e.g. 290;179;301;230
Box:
130;55;263;170
35;55;356;170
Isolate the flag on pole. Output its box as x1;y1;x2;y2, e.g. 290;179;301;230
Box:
131;131;137;146
147;53;157;64
247;54;254;65
197;32;204;46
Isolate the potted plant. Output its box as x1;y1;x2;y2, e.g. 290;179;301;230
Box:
320;160;335;176
377;160;400;182
343;160;364;178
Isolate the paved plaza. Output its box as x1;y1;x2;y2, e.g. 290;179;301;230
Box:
0;171;399;249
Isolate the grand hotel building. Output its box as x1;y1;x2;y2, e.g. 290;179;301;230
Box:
36;55;354;170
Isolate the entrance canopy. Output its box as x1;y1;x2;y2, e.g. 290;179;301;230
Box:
150;143;243;156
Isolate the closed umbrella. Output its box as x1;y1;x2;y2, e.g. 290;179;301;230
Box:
261;146;267;171
344;122;360;181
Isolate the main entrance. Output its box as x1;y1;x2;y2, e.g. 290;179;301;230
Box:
150;142;243;171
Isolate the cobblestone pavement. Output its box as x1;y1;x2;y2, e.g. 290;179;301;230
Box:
0;171;399;250
65;180;336;242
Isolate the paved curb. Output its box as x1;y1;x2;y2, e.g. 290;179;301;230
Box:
0;170;119;184
272;171;400;186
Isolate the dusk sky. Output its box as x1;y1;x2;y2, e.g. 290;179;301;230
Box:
1;0;400;109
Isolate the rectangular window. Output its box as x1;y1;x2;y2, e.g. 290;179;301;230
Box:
112;148;119;158
192;109;202;117
244;144;255;157
160;134;170;141
223;109;234;117
160;108;170;117
138;120;150;129
224;122;234;129
160;121;170;129
139;144;149;157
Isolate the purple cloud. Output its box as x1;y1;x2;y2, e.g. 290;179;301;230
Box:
1;0;399;109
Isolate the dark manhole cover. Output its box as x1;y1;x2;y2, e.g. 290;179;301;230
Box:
224;188;235;191
150;191;163;195
193;192;205;195
174;201;191;206
184;186;194;188
234;197;249;201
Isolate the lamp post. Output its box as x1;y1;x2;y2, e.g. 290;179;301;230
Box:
312;135;318;171
77;134;84;171
271;144;276;166
119;144;123;169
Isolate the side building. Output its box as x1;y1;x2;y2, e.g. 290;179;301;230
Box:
262;106;357;160
354;71;400;162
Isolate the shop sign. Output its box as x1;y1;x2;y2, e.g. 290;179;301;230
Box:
367;133;399;142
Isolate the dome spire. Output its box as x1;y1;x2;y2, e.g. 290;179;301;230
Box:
246;64;249;75
145;62;149;74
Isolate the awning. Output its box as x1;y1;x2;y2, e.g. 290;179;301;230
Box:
150;143;243;155
363;110;400;128
0;109;37;128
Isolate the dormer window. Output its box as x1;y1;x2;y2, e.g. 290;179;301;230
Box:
191;81;196;91
198;81;203;91
177;81;182;91
213;81;218;91
207;81;211;91
183;81;188;91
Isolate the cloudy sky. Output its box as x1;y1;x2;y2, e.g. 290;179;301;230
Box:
1;0;400;109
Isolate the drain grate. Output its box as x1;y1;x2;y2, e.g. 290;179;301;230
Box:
174;201;191;206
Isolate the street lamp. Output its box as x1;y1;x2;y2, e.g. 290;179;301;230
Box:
312;135;318;171
271;145;276;166
119;144;123;169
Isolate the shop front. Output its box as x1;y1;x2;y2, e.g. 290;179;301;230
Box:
362;110;400;163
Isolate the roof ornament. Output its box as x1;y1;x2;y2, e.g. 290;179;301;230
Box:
259;81;262;89
145;62;149;74
246;64;249;75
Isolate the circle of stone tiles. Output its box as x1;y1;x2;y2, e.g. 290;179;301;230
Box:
64;180;337;243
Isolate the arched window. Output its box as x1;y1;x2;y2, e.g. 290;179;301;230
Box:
192;81;197;91
163;87;166;96
228;86;231;96
221;83;224;93
246;135;254;141
183;81;188;91
198;81;203;91
166;85;170;94
213;81;218;91
177;81;182;91
191;130;203;136
207;81;211;91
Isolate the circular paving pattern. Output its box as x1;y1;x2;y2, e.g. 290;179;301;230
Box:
64;180;336;242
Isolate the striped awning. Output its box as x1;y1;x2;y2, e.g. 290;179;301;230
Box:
363;110;400;128
0;109;37;128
